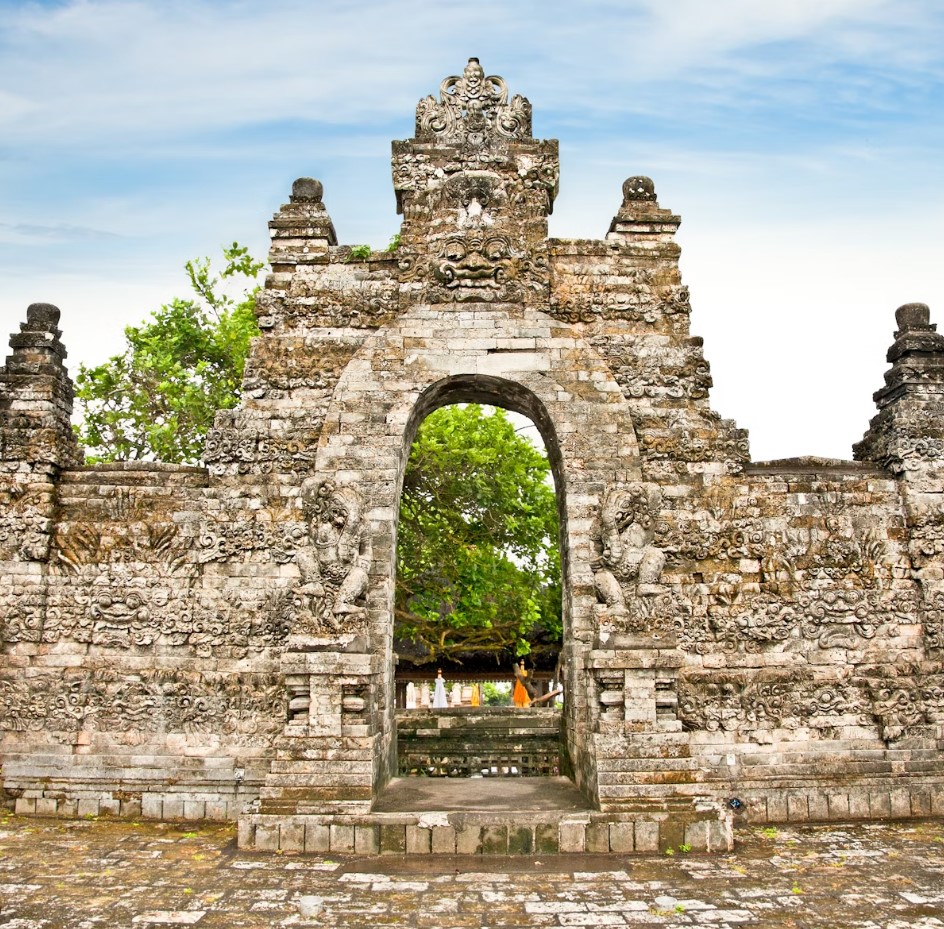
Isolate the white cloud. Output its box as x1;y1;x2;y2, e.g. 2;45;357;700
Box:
1;0;940;150
1;0;943;462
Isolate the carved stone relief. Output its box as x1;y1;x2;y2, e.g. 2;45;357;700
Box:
591;483;671;634
415;57;532;149
0;668;283;746
678;671;868;735
292;479;372;635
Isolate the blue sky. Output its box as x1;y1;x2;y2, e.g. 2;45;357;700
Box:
1;0;942;460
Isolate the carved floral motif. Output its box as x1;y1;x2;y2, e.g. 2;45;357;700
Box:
678;672;867;733
203;427;320;475
0;668;283;746
0;483;50;561
415;58;531;148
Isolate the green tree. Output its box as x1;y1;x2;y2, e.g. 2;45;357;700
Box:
74;243;263;464
396;404;562;667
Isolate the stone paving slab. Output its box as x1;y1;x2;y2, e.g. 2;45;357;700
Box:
371;776;593;812
0;813;943;927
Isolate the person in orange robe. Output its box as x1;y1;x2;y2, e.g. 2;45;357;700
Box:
512;661;531;707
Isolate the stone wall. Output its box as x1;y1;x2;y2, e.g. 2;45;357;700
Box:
3;59;943;835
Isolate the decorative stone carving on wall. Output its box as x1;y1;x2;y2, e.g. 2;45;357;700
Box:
677;587;918;655
293;479;372;635
203;425;320;476
0;482;50;562
394;164;553;306
633;414;751;473
257;278;400;333
37;488;291;655
42;577;290;657
54;489;192;576
551;281;690;328
856;663;944;742
0;585;45;645
0;668;284;746
678;671;868;735
924;590;944;652
415;57;532;148
196;506;305;565
592;483;670;633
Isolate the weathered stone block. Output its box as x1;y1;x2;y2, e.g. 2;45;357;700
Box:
405;825;431;854
99;797;120;818
508;826;533;855
35;798;57;817
280;821;305;853
869;792;891;818
634;821;660;853
305;823;331;853
355;825;379;855
827;793;849;820
330;824;356;854
380;824;406;855
787;794;809;823
204;801;227;822
455;825;482;855
585;822;609;853
481;825;508;855
141;794;163;820
76;798;98;818
535;823;560;855
559;822;586;853
237;819;254;849
162;799;184;820
254;823;280;851
183;801;206;822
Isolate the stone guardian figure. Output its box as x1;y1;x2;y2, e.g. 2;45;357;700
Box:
295;479;372;634
591;483;666;619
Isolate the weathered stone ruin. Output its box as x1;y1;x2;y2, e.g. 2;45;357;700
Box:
3;59;944;854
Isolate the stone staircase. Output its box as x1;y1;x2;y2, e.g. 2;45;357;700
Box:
396;707;562;777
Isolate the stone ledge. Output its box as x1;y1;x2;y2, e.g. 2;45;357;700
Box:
237;807;732;855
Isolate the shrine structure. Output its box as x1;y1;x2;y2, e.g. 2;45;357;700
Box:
3;59;943;855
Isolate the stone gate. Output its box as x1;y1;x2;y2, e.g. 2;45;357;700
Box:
3;59;944;855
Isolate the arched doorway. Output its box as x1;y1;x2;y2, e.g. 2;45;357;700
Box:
393;399;564;778
304;300;647;812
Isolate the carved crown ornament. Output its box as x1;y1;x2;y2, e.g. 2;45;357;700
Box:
415;57;532;147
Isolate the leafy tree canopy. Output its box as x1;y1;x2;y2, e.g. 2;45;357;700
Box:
74;243;263;464
396;404;562;668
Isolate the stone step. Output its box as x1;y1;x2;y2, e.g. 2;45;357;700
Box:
239;806;732;855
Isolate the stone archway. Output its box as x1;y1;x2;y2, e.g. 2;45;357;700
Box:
303;301;645;808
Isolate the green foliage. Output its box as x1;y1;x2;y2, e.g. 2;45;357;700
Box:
347;244;372;260
482;682;511;706
386;233;401;252
396;405;562;666
74;243;263;464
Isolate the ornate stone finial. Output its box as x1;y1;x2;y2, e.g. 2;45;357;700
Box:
290;177;324;203
415;57;532;147
26;302;61;330
622;176;657;203
895;302;932;335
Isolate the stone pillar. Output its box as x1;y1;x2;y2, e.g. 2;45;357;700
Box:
0;303;82;650
0;302;82;476
605;176;681;246
855;303;944;652
257;644;386;816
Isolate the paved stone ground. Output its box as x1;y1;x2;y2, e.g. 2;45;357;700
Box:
1;813;943;928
